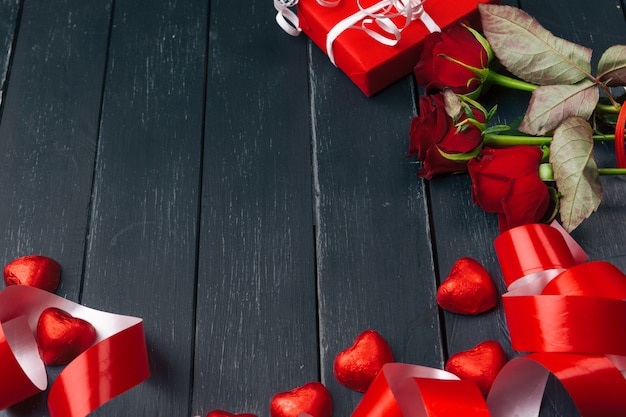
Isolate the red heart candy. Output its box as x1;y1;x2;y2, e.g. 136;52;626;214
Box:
270;382;332;417
436;257;497;315
333;330;394;392
206;411;257;417
36;307;97;366
3;255;61;293
444;340;508;397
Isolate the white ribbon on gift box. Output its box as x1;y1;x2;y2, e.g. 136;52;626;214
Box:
274;0;440;65
275;0;302;36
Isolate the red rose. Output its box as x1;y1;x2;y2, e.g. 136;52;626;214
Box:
414;24;491;96
408;93;485;179
468;146;551;231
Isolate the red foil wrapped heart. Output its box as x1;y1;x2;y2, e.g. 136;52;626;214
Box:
436;257;497;315
333;329;394;392
206;411;257;417
270;382;332;417
445;340;508;397
36;307;97;366
3;255;61;293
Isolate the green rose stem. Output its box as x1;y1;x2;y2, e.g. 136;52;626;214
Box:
483;133;619;146
485;71;537;92
598;168;626;175
596;103;621;114
482;71;622;113
483;134;549;146
484;133;626;175
539;165;626;178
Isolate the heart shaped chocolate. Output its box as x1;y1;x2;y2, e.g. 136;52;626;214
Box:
270;382;332;417
36;307;97;366
444;340;508;397
436;257;497;315
333;329;394;392
4;255;61;293
206;411;257;417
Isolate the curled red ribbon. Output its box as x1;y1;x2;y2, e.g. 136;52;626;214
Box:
503;261;626;355
351;363;488;417
0;285;150;416
350;222;626;417
493;223;626;416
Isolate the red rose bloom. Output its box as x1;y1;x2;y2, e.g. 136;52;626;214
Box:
468;146;551;232
408;93;485;179
414;24;491;96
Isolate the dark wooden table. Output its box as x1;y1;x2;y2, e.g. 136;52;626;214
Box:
0;0;625;416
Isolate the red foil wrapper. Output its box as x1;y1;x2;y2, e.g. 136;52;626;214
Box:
334;330;394;392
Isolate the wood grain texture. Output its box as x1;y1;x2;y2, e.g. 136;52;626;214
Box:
0;0;110;292
79;0;209;416
191;0;318;415
521;0;626;269
525;4;626;413
425;1;626;416
0;1;111;416
308;38;443;417
0;1;624;416
0;0;19;109
426;0;521;361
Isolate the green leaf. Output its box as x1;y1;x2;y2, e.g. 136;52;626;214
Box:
436;144;482;161
479;4;592;85
549;116;602;232
482;124;511;136
519;80;599;136
597;45;626;86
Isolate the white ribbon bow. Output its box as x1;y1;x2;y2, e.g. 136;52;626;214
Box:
275;0;440;65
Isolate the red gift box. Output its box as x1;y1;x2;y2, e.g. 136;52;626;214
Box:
279;0;499;96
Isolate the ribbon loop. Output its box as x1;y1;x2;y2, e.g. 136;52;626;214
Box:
351;363;490;417
327;0;440;65
488;354;626;417
490;223;626;415
494;223;577;290
0;316;47;410
275;0;302;36
0;286;150;415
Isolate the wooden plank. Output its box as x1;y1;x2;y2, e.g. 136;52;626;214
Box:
425;1;626;416
0;0;110;290
0;0;19;108
521;0;626;264
0;1;111;414
425;0;522;373
310;40;443;416
191;1;318;416
524;4;626;413
522;0;626;67
79;1;208;416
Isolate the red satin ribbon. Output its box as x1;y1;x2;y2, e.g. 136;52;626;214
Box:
495;224;626;415
0;285;150;416
350;222;626;417
488;353;626;417
493;223;576;288
351;363;488;417
503;260;626;355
